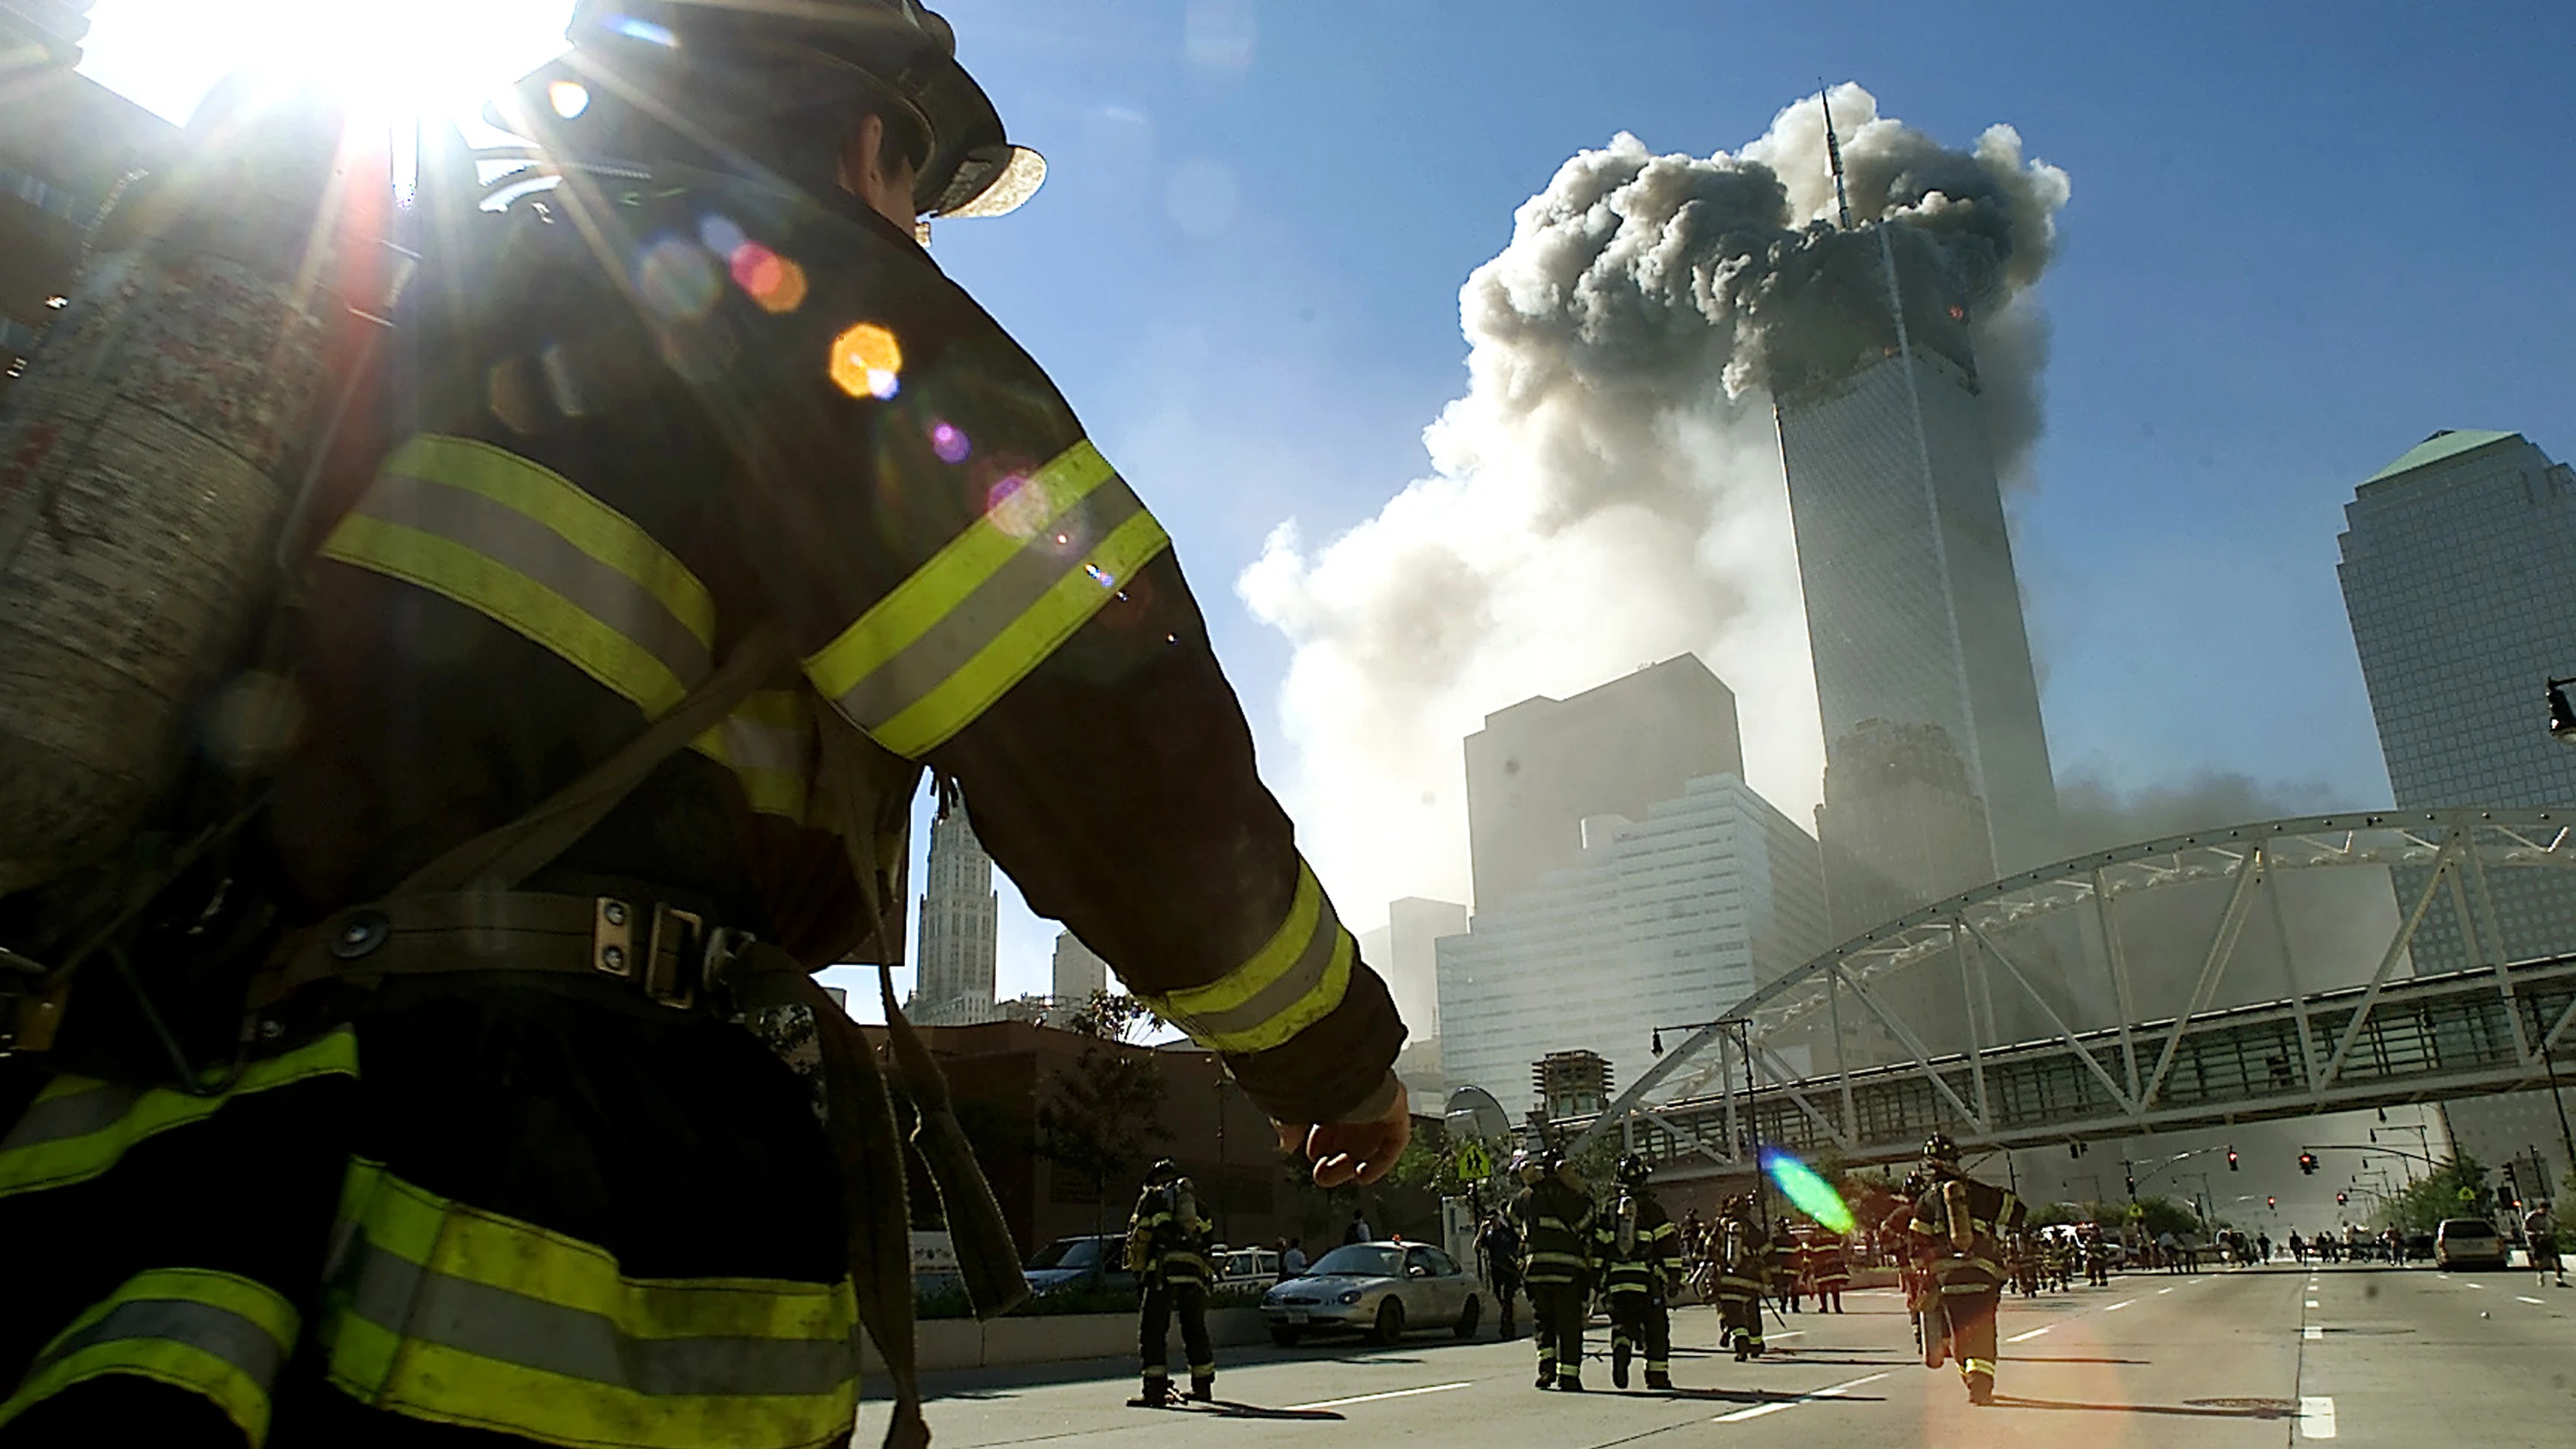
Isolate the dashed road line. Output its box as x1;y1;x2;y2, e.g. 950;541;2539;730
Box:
2007;1326;2051;1343
2157;1287;2173;1294
2306;1299;2320;1307
1287;1382;1472;1410
2300;1396;2338;1439
2105;1300;2135;1312
2517;1295;2546;1305
2304;1326;2323;1340
1712;1373;1888;1423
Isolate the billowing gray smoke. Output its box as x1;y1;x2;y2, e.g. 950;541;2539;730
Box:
1241;86;2070;917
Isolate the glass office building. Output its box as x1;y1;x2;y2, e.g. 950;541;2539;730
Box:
2336;428;2576;1183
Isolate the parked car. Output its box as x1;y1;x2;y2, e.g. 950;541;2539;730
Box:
1261;1241;1485;1346
1022;1234;1137;1297
2435;1217;2510;1271
1214;1246;1281;1286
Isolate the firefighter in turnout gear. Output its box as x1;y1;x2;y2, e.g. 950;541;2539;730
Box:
1476;1208;1525;1338
1907;1133;2026;1406
1712;1194;1770;1361
1883;1173;1943;1367
1129;1161;1216;1406
0;4;1414;1446
1510;1148;1594;1390
1807;1230;1850;1313
1593;1154;1680;1391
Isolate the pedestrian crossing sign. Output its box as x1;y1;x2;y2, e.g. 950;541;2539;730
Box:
1455;1141;1494;1180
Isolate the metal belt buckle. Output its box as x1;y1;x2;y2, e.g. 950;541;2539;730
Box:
593;898;635;979
644;904;705;1009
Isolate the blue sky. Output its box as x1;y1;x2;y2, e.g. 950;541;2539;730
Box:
82;0;2576;1003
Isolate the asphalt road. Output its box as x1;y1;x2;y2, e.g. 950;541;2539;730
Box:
859;1259;2576;1447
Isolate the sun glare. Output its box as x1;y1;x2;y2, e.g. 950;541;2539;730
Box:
78;0;578;127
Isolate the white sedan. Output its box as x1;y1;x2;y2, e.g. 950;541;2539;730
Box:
1261;1242;1486;1346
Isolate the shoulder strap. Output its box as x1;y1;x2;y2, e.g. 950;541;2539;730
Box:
393;625;794;896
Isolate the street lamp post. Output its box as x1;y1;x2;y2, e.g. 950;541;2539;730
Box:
1649;1017;1760;1222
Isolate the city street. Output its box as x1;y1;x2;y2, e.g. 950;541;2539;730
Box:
862;1263;2576;1447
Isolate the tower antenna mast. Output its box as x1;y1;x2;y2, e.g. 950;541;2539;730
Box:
1820;82;1855;230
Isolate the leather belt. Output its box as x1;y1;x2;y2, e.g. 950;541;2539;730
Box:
250;891;761;1016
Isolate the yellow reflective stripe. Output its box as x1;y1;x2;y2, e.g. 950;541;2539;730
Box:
323;515;695;718
805;439;1175;758
323;1160;858;1449
382;435;715;648
0;1269;299;1446
0;1030;359;1198
1135;860;1355;1055
862;508;1171;758
805;440;1116;697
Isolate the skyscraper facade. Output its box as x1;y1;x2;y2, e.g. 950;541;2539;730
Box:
1049;930;1109;1007
2337;428;2576;1184
1773;234;2060;927
1463;654;1744;911
1436;772;1830;1111
911;789;999;1027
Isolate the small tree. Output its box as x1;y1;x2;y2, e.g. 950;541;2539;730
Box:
1036;992;1169;1240
2372;1152;2491;1234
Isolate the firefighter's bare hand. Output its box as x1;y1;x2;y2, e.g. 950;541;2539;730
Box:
1276;1078;1412;1188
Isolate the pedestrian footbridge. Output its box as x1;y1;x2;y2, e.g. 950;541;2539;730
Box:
1567;809;2576;1172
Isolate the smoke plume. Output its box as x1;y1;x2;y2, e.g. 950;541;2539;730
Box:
1239;86;2071;916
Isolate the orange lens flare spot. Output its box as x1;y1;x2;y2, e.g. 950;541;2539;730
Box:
829;322;904;399
730;244;807;314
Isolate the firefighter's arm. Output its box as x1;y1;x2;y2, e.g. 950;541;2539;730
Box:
744;223;1406;1141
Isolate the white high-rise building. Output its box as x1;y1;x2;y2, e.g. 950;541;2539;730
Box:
1360;897;1468;1107
910;787;999;1026
2336;428;2576;1185
1050;930;1109;1007
1435;773;1830;1113
1463;656;1744;912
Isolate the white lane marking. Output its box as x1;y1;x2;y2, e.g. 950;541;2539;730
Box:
1712;1373;1889;1423
1286;1382;1472;1410
2300;1396;2338;1439
2158;1287;2174;1294
2518;1295;2546;1305
1769;1331;1806;1341
2306;1300;2320;1308
2304;1326;2323;1340
2105;1300;2135;1311
2463;1282;2484;1289
2007;1326;2051;1343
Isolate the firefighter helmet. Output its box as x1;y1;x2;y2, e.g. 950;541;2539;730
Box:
517;0;1044;221
1145;1158;1179;1185
1615;1153;1651;1186
1922;1131;1962;1167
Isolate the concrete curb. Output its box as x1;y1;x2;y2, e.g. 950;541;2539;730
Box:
865;1308;1271;1375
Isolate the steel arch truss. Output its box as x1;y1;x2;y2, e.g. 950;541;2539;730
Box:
1570;809;2576;1171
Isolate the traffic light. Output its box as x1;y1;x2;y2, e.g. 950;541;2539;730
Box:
2267;1195;2277;1210
2227;1146;2239;1172
2125;1173;2137;1197
2336;1191;2348;1205
2298;1152;2319;1176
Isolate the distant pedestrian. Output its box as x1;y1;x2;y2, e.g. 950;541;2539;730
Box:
1345;1212;1375;1246
2257;1232;2272;1263
1282;1238;1308;1276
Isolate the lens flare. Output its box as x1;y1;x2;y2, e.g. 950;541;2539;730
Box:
828;322;903;400
1762;1149;1854;1234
